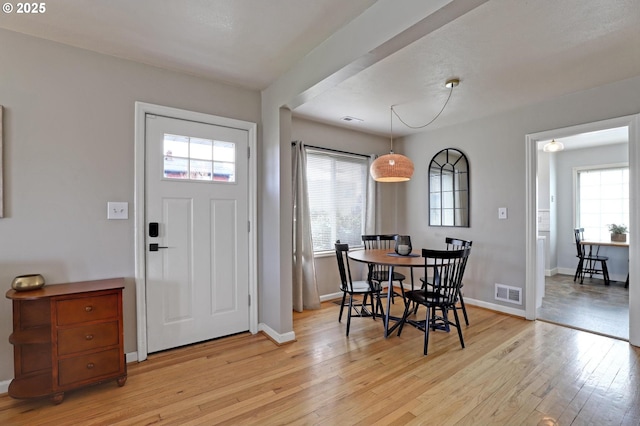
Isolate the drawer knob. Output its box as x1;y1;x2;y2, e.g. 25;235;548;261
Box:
85;334;94;340
87;363;95;369
85;306;93;312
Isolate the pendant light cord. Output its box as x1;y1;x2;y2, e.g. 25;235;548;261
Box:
389;106;394;153
391;85;454;129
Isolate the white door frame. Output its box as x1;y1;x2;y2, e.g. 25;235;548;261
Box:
525;113;640;347
134;102;258;361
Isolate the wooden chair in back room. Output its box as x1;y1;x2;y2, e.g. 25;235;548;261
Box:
573;228;610;285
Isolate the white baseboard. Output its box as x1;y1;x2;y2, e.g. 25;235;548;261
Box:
0;380;9;395
258;323;296;344
126;351;139;363
558;267;574;276
463;297;526;318
320;292;342;302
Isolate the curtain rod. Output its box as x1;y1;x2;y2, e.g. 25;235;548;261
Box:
291;141;370;159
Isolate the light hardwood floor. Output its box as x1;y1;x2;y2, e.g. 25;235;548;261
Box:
1;302;639;425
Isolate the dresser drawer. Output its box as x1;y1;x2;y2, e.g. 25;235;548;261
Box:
56;294;118;326
58;348;122;387
57;321;119;356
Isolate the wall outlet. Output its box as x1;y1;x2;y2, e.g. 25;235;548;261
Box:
498;207;508;220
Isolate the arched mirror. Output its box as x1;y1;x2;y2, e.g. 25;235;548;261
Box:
429;148;469;227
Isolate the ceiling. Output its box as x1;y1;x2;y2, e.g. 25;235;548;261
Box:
1;0;639;137
538;126;629;151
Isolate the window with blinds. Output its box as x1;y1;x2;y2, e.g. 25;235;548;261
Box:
305;148;369;252
575;165;629;241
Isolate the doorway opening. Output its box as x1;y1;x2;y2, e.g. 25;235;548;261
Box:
538;126;629;339
525;114;640;345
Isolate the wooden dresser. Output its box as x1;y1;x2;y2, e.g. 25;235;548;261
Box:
6;278;127;404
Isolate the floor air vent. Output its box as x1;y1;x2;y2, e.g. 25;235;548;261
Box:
495;283;522;305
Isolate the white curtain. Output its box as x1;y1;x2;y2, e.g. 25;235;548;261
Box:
292;142;321;312
365;155;377;234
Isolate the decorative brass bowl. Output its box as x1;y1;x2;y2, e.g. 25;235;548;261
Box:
11;274;46;291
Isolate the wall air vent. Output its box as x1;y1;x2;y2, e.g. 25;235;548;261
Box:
495;283;522;305
340;116;363;123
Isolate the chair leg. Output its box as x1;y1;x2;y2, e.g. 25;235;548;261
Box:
580;259;587;284
451;306;465;349
423;306;431;355
602;261;610;286
338;291;347;322
574;258;583;282
458;290;469;326
346;295;353;336
368;292;376;321
376;291;385;319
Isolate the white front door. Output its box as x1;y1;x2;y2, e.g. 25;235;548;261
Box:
145;114;249;353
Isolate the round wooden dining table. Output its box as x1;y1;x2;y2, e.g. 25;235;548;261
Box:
348;248;425;337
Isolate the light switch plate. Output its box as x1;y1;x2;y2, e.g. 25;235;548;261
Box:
107;202;128;220
498;207;508;220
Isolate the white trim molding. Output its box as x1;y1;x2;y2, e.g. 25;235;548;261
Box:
259;323;296;345
463;298;526;318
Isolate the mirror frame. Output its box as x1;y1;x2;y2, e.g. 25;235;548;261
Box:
428;148;469;227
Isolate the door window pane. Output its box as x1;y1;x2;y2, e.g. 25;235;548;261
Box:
190;138;213;160
163;134;236;183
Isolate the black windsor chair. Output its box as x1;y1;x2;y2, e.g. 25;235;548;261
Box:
573;228;610;285
398;247;471;355
335;242;385;336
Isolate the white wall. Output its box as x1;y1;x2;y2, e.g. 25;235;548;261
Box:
398;75;640;313
538;151;559;274
537;152;552;272
0;29;260;386
555;143;629;280
549;153;558;273
291;118;397;298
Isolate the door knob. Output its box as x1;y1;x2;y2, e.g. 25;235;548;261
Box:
149;243;168;252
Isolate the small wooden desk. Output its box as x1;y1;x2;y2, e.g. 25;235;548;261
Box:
580;240;629;287
348;249;425;337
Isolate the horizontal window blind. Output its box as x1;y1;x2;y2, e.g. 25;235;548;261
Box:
306;148;368;252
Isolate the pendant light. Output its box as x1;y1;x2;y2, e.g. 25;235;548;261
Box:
370;78;460;182
370;107;414;182
543;139;564;152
